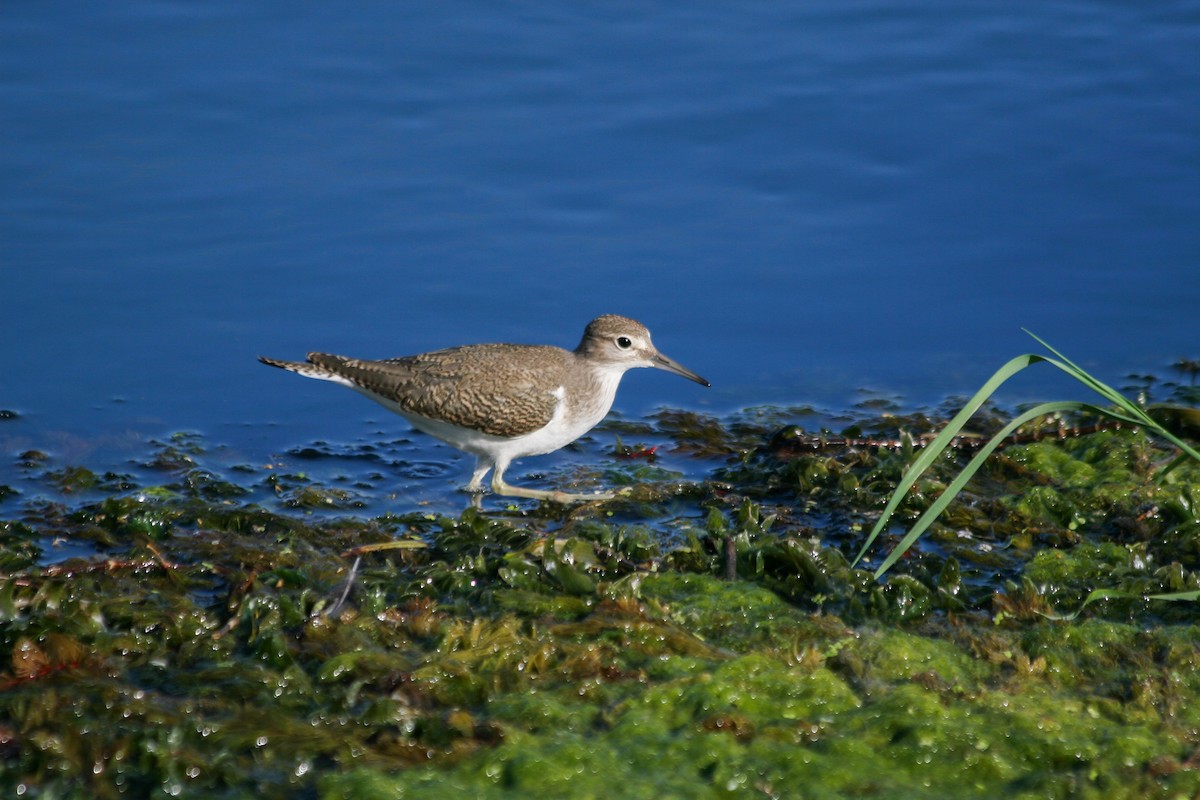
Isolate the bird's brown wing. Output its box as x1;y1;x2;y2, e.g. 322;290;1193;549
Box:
306;344;570;438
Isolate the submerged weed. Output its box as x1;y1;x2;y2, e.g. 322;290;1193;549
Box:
3;384;1200;796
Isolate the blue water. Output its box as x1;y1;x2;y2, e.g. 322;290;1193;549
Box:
2;1;1198;502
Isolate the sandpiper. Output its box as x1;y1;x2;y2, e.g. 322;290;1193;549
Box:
259;315;709;502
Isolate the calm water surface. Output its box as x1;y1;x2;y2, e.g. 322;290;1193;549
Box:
2;1;1197;506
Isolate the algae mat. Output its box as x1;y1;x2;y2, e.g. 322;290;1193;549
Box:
3;413;1200;798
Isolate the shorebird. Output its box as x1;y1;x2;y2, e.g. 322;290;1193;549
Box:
259;315;709;502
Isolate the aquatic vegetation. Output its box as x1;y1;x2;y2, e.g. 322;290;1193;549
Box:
855;335;1200;581
4;377;1200;796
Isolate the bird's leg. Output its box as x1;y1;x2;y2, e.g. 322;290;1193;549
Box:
489;462;616;504
466;458;491;494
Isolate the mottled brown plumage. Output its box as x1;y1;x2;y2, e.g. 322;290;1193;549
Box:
302;345;571;438
259;315;709;502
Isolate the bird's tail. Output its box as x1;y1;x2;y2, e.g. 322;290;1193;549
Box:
258;354;345;382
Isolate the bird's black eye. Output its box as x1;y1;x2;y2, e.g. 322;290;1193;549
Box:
616;336;633;350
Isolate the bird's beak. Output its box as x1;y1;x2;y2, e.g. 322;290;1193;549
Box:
652;352;710;387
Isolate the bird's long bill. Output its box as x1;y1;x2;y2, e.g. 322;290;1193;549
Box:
652;352;711;387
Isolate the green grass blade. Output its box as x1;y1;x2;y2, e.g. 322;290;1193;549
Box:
1039;588;1200;621
870;400;1086;578
1024;330;1131;406
856;334;1200;572
1160;452;1193;478
1027;334;1200;463
869;397;1189;578
851;354;1050;567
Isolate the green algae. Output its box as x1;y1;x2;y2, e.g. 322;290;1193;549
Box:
323;639;1199;799
854;627;991;689
5;404;1200;797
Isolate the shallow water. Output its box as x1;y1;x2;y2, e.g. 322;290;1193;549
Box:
2;1;1197;507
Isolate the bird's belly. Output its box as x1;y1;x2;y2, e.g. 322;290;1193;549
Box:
354;375;617;462
360;387;602;456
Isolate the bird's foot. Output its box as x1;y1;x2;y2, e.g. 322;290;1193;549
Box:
489;480;627;504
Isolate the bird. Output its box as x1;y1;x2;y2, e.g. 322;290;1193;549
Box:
258;315;709;502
